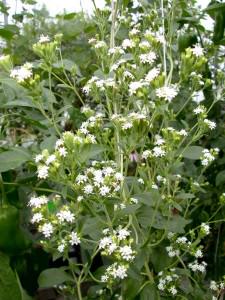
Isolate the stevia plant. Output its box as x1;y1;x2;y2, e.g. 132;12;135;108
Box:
1;0;225;299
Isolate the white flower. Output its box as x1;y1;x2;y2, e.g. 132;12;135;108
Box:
193;106;205;114
120;245;134;261
101;275;109;282
188;260;207;273
210;281;218;291
112;265;127;279
93;170;103;185
102;167;114;176
114;172;123;182
69;232;80;246
122;122;133;130
169;286;177;295
138;178;144;184
55;139;64;149
158;282;165;291
102;228;110;235
108;243;117;254
152;146;165;157
139;51;157;64
142;150;151;159
201;223;210;235
166;275;173;282
152;184;158;189
29;195;48;208
76;174;88;184
35;154;44;163
191;45;204;57
10;65;33;83
57;243;65;253
41;223;53;238
58;147;67;157
192;90;204;103
87;134;96;143
117;228;130;240
166;246;180;257
178;129;188;136
108;47;124;55
195;249;203;258
204;119;216;130
95;41;107;49
37;165;49;179
31;213;43;223
155;135;165;145
99;237;112;249
99;185;110;196
139;40;150;49
145;67;160;82
156;85;179;102
57;210;75;223
123;71;134;79
39;34;50;43
46;154;56;165
176;236;188;244
122;39;135;49
129;81;145;95
83;184;93;194
77;196;83;202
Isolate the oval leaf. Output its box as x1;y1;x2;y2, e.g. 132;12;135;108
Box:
38;268;73;288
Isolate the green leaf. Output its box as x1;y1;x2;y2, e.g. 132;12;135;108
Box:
151;245;172;272
3;98;37;108
137;206;155;228
0;253;21;300
153;215;191;233
116;204;140;217
38;268;73;288
15;272;33;300
40;135;57;152
122;277;143;299
133;191;161;206
0;148;31;172
204;3;225;15
82;217;104;240
42;87;57;104
78;144;105;163
182;146;203;160
216;170;225;186
140;283;159;300
53;59;79;73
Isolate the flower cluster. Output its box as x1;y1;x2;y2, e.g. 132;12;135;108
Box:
100;227;135;284
111;112;148;131
35;130;97;180
156;85;179;102
166;228;209;274
28;194;80;254
200;148;219;166
157;269;179;296
75;161;123;199
10;62;33;83
210;278;225;300
79;112;104;135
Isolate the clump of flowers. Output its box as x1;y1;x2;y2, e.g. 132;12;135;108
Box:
200;148;219;166
157;269;179;296
99;227;135;284
10;62;33;83
210;278;225;300
75;161;124;199
28;194;80;255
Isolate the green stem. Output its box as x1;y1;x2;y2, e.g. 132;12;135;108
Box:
0;174;6;206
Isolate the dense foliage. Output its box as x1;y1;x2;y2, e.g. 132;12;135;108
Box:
0;0;225;299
